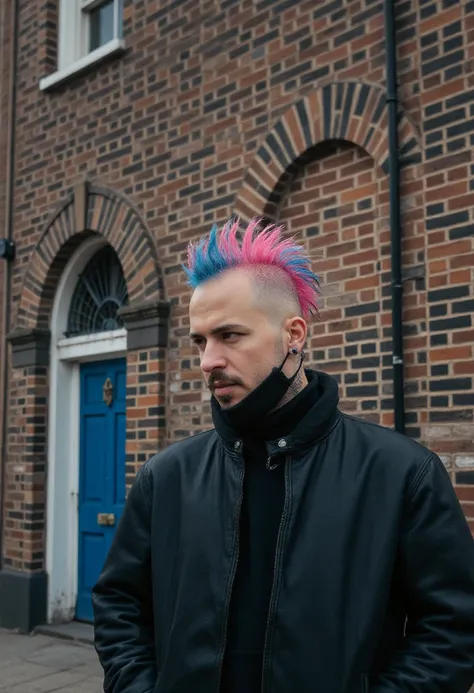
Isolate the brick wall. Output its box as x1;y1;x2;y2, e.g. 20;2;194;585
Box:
0;0;13;527
279;142;396;423
0;0;11;234
2;0;474;573
418;0;474;528
4;363;48;571
126;347;168;482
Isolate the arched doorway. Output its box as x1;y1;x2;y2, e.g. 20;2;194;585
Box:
47;236;129;623
2;184;170;633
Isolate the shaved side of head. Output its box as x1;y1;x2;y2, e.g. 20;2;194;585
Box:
243;265;302;325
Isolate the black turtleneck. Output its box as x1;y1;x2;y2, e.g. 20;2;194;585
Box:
217;372;321;693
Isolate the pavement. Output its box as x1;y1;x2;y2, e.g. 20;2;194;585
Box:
2;626;474;692
0;627;103;692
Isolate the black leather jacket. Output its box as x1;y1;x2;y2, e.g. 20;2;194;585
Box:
93;372;474;693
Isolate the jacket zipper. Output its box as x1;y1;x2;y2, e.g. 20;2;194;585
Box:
266;456;279;471
261;456;291;693
215;450;245;693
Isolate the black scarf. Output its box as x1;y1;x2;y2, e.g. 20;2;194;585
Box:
210;351;304;439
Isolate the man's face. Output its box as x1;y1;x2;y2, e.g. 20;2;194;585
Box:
189;269;286;407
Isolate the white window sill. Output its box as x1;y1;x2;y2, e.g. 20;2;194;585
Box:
39;38;125;92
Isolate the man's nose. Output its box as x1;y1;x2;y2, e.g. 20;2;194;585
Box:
200;342;226;374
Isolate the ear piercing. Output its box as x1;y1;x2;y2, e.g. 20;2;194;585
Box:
290;347;298;355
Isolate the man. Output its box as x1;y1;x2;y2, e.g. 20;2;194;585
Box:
93;218;474;693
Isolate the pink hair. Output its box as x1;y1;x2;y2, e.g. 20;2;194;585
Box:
185;217;320;319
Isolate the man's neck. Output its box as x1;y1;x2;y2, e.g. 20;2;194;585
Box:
274;369;308;410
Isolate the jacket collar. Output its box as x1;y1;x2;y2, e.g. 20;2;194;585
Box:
213;369;340;459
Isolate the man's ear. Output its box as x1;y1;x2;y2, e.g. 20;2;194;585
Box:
286;316;307;352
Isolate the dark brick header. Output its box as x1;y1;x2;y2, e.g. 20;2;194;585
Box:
234;80;422;221
15;182;164;332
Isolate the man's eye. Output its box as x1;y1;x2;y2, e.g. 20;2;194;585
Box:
222;332;239;340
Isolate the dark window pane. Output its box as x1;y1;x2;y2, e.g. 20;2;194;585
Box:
89;0;115;52
67;246;129;337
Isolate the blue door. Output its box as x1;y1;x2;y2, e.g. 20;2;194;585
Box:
76;358;126;622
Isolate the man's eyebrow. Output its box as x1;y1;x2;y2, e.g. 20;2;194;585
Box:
189;323;247;339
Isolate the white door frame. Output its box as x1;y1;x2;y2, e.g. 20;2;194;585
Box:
46;236;127;623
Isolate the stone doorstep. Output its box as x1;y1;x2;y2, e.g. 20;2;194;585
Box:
34;621;94;646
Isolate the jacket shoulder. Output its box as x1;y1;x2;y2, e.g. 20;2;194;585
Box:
340;413;435;472
142;428;219;475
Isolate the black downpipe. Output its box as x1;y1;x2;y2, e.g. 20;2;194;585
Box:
0;0;19;569
384;0;406;435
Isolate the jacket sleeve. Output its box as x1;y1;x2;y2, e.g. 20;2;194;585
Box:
92;464;157;693
372;453;474;693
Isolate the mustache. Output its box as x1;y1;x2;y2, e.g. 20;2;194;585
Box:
208;371;243;389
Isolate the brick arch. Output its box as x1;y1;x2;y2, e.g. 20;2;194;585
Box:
233;80;422;221
16;182;164;329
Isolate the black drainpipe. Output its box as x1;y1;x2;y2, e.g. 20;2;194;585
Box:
0;0;19;569
384;0;406;436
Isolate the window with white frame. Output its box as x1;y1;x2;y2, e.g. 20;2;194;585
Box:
58;0;123;71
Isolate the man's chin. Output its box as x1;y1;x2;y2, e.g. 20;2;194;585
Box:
214;390;245;408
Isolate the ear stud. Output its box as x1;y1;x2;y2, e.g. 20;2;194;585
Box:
290;347;298;355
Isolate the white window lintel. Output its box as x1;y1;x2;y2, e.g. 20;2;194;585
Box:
57;328;127;362
81;0;106;9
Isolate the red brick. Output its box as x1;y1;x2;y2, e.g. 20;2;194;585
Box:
453;331;474;345
454;361;474;375
420;6;462;35
430;347;472;362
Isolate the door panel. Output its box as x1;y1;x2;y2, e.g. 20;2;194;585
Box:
114;411;126;510
82;415;106;501
76;358;126;622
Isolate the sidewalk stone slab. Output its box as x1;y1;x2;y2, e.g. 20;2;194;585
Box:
35;622;94;645
0;661;55;689
0;628;102;693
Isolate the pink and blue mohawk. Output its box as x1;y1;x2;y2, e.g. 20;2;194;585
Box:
184;218;320;319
